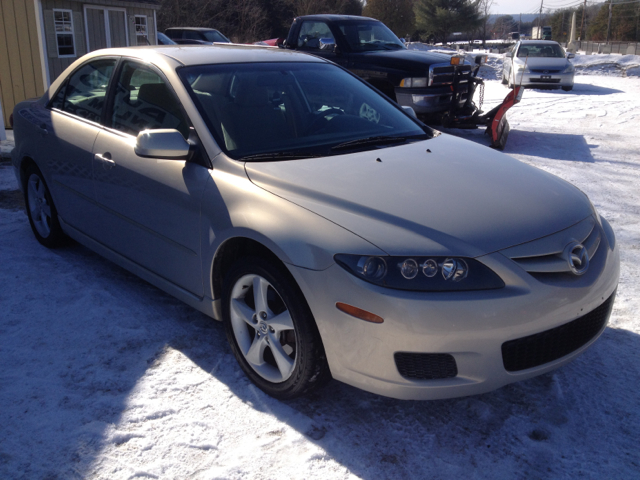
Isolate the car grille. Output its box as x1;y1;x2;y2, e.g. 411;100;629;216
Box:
501;216;601;275
429;63;472;86
529;78;561;83
394;352;458;380
530;69;562;73
501;292;615;372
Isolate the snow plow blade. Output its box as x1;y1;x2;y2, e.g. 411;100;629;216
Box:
483;86;524;150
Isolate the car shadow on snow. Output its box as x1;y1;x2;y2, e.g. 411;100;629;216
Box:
527;83;624;96
2;211;639;479
444;128;597;163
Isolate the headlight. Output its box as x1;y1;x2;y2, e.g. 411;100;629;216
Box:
400;77;428;88
335;254;504;292
562;63;575;74
516;65;529;73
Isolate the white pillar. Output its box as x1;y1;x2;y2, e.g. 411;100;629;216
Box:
0;97;6;142
569;12;577;43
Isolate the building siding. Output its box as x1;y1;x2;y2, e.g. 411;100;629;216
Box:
0;0;159;127
0;0;46;127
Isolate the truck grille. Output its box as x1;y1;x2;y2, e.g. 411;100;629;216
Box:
530;69;561;73
529;78;561;84
429;63;472;86
502;292;615;372
394;352;458;380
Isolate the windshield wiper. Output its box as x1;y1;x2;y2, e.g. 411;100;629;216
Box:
330;135;409;152
239;152;323;161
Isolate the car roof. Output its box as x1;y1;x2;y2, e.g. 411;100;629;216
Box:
165;27;221;32
294;14;377;22
84;44;328;67
519;40;560;45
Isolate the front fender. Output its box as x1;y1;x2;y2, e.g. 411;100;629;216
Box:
200;157;386;295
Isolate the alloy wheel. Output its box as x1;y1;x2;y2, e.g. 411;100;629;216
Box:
229;273;297;383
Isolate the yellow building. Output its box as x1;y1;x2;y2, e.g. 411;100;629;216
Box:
0;0;160;127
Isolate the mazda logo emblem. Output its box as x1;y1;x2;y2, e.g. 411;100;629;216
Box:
564;242;589;275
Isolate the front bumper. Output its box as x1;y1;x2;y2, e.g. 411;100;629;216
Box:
513;71;575;88
288;219;619;400
395;85;469;114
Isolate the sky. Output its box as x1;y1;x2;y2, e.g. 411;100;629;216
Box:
492;0;590;15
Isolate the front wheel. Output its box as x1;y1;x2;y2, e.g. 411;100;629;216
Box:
222;257;330;399
562;86;573;91
501;68;508;85
24;164;65;248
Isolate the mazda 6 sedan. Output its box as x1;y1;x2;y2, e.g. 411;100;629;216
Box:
12;45;619;400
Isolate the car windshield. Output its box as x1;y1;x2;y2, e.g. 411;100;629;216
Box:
179;62;430;160
203;30;230;43
337;21;405;51
517;43;565;58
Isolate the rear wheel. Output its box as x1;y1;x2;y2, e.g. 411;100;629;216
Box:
24;164;65;248
562;86;573;91
222;257;329;399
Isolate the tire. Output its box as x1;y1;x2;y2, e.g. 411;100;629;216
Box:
501;68;508;85
562;86;573;91
23;164;65;248
222;257;330;399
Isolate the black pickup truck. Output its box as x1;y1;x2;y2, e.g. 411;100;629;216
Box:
276;14;523;148
280;15;476;122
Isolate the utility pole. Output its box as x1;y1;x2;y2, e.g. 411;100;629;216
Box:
538;1;544;27
579;0;587;40
606;0;613;43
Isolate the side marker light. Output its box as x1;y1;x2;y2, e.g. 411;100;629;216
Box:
336;302;384;324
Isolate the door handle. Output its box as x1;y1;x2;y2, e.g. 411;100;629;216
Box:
94;153;116;170
38;123;48;135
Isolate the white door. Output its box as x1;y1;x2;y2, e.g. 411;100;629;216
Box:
84;6;129;51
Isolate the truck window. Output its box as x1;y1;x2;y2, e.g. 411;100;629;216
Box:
297;22;335;50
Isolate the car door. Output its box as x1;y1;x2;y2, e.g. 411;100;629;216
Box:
45;58;117;234
91;60;209;296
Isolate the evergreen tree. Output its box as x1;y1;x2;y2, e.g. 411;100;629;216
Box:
414;0;482;44
363;0;416;37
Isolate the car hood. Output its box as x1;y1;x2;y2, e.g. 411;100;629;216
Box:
350;49;457;72
515;57;570;69
244;134;592;257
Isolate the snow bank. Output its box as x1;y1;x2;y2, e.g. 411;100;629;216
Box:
407;43;640;78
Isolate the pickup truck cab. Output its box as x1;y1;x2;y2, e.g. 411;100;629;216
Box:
282;15;473;121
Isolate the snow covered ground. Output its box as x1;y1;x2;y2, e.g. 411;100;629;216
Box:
1;55;640;479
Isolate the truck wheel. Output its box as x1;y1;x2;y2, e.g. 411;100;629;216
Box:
562;86;573;91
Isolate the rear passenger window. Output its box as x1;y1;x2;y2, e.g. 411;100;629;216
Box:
51;59;116;122
110;61;189;138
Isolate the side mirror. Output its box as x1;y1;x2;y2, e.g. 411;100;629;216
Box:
319;38;336;51
401;106;417;118
505;51;513;58
400;38;406;44
135;129;190;159
567;52;575;59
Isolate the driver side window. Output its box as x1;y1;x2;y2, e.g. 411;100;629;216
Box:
110;61;189;138
297;22;334;50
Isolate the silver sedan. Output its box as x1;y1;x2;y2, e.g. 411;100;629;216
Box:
12;46;618;400
503;40;576;91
